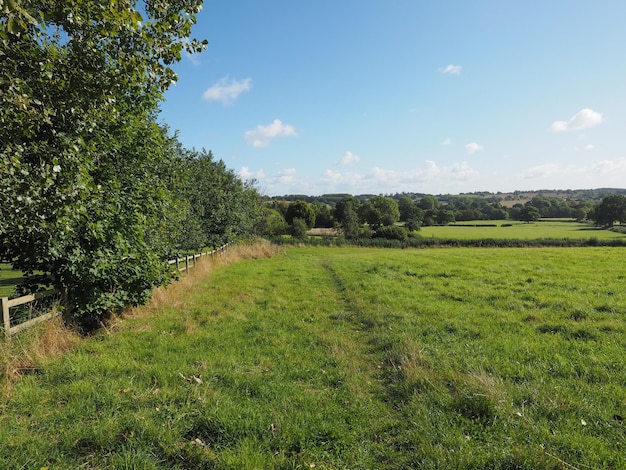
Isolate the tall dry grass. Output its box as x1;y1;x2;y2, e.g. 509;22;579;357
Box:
0;312;81;395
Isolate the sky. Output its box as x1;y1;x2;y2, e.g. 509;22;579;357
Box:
159;0;626;196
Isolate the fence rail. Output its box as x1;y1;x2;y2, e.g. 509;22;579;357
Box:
1;243;231;338
2;289;61;338
167;243;230;272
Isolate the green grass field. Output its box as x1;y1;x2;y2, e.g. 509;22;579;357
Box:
419;219;625;240
0;264;22;298
1;245;625;468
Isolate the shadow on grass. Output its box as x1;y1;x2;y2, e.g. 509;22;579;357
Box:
0;278;22;288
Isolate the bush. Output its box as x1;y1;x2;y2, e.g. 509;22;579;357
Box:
374;226;408;241
290;218;309;239
405;219;421;232
359;226;374;239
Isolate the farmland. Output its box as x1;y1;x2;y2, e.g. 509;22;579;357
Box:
1;244;625;468
419;219;625;240
0;264;21;298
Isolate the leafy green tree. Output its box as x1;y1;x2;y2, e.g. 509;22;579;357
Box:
398;196;424;223
179;150;261;248
267;200;290;218
435;210;456;225
405;219;421;232
0;0;206;322
289;218;309;239
256;207;288;236
311;202;334;228
590;195;626;226
418;195;440;211
508;204;524;221
526;197;551;216
333;196;361;239
358;196;400;229
519;206;541;223
285;201;316;228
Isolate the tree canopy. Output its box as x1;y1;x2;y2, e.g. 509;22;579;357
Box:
1;0;261;325
358;196;400;229
590;195;626;227
285;201;316;229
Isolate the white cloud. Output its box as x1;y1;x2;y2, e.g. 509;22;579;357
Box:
337;151;360;166
239;166;266;180
465;142;484;155
319;160;479;194
441;138;452;146
550;108;604;132
584;144;595;151
523;163;559;179
592;159;626;174
243;119;297;148
202;77;252;105
273;168;297;184
441;64;462;75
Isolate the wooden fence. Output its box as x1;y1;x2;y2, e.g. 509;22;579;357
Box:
1;243;230;338
167;243;230;272
1;289;62;338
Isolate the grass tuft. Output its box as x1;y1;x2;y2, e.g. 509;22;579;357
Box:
0;313;81;394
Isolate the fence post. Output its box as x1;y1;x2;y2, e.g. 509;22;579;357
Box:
2;297;10;338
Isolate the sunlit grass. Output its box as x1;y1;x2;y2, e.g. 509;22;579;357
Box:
1;244;625;468
419;219;624;240
0;264;21;298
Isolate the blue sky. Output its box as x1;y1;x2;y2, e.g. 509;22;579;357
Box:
159;1;626;196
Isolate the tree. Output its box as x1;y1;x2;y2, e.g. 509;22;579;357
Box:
1;0;206;323
508;204;524;221
405;219;421;232
256;207;288;236
179;150;261;248
418;195;440;211
398;196;424;223
358;196;400;229
333;196;361;239
435;210;456;225
590;195;626;226
519;206;541;223
311;202;334;228
290;218;309;238
285;201;316;228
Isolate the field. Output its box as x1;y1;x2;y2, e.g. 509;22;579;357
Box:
307;220;626;241
0;264;22;298
1;244;625;468
419;219;625;240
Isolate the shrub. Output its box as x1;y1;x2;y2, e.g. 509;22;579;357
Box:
405;219;421;232
289;218;309;239
374;226;408;241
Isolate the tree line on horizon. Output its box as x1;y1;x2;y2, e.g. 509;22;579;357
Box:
258;193;626;240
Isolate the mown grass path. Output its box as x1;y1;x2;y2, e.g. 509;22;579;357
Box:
1;246;626;468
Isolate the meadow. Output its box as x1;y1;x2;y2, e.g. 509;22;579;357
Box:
0;264;22;298
419;219;624;240
1;243;625;468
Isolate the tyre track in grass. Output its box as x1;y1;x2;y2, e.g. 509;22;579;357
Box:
318;257;420;467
